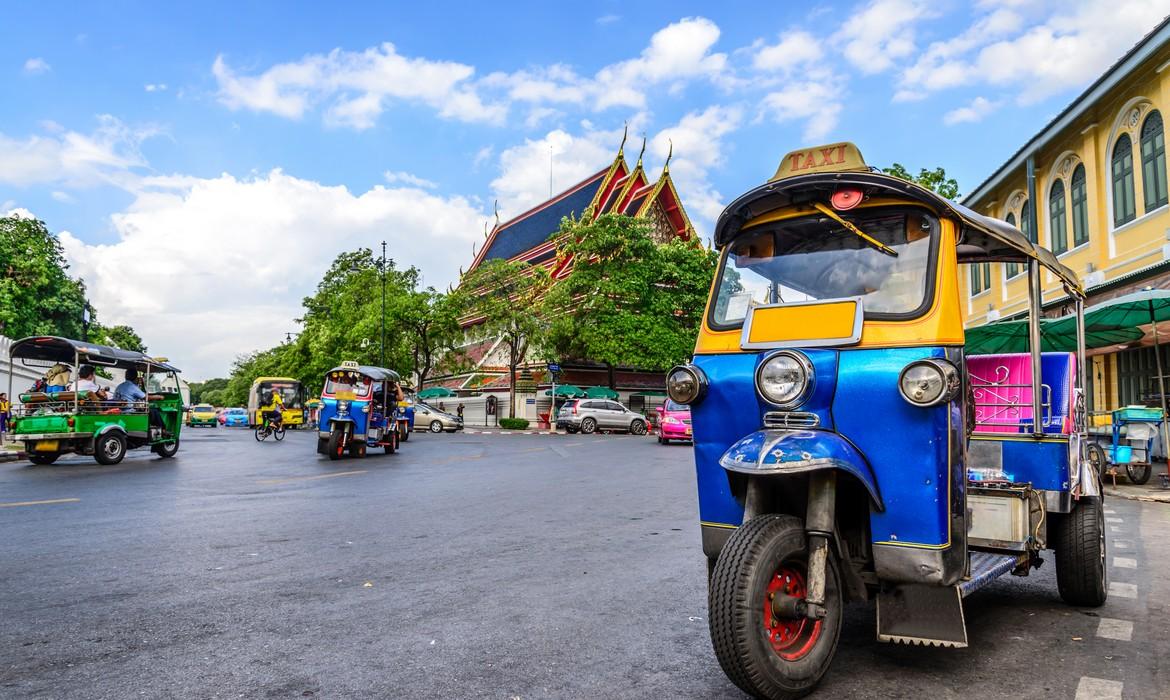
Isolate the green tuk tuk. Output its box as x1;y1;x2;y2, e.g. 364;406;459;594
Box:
4;336;183;465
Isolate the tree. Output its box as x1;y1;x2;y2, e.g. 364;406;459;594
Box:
392;286;462;389
98;324;147;352
881;163;961;200
0;216;91;339
455;258;550;418
542;214;716;381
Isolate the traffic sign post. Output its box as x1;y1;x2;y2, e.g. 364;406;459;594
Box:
547;362;560;430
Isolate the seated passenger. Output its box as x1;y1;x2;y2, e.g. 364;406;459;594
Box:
69;365;109;400
44;363;71;394
115;368;166;428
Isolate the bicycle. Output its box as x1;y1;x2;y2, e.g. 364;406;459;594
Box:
254;412;286;442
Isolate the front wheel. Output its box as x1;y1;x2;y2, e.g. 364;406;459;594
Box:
708;514;843;700
274;427;285;442
400;425;410;442
327;430;345;461
429;420;443;433
1125;462;1152;485
153;439;179;458
1054;496;1107;607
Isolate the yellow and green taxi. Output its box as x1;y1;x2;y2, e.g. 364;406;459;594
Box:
188;403;218;427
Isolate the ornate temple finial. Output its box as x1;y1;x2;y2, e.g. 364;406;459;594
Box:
459;265;464;277
472;240;478;257
618;121;628;156
493;199;500;228
664;139;673;173
484;220;489;238
636;136;647;166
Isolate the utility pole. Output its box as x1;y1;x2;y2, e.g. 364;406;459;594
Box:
380;241;387;368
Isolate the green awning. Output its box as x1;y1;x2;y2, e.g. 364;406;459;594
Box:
631;390;668;397
417;387;457;399
584;386;618;399
545;384;586;397
964;318;1142;355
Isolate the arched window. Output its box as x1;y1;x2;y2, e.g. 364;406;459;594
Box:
1071;164;1089;248
1006;211;1020;278
1113;133;1136;226
1141;111;1168;211
1049;180;1067;254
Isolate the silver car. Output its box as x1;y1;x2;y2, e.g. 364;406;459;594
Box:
413;404;464;433
556;399;648;435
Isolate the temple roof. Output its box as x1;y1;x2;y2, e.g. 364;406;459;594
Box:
473;169;608;267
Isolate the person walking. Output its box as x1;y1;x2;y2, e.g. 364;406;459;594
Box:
456;403;465;420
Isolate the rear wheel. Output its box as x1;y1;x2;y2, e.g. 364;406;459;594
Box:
28;452;59;465
349;442;367;458
94;432;127;466
254;426;267;442
566;427;579;434
429;420;442;433
385;429;397;454
709;514;843;700
629;419;647;435
1086;442;1107;481
400;425;410;442
1054;495;1107;607
1125;462;1152;485
580;417;597;435
153;439;179;458
327;431;345;461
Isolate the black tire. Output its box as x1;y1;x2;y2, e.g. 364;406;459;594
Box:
94;432;127;466
254;427;267;442
566;427;579;434
28;453;59;465
400;426;410;442
658;435;667;444
1125;462;1152;485
385;429;397;454
1054;495;1107;607
349;442;367;458
580;417;597;435
327;431;345;461
153;439;179;458
709;514;843;700
274;427;285;442
1086;442;1107;481
630;419;647;436
429;420;443;433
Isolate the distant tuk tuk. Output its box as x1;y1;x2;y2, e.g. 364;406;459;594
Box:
316;361;401;460
668;142;1103;698
5;336;183;465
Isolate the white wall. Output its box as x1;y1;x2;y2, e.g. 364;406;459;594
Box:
0;335;42;406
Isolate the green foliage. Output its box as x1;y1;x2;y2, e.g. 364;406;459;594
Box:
97;324;147;352
542;214;717;373
189;377;229;405
881;163;961;200
454;258;549;417
498;418;529;429
0;216;91;339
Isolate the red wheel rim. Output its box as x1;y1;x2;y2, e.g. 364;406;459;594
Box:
763;565;822;661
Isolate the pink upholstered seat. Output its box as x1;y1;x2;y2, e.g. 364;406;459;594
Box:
967;353;1075;434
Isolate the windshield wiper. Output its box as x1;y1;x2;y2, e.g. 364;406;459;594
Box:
812;202;898;257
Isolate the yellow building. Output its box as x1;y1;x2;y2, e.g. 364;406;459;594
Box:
963;17;1170;412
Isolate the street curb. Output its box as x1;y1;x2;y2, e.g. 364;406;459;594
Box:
1104;486;1170;504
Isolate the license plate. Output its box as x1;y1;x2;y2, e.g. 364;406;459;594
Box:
34;440;59;452
335;391;356;401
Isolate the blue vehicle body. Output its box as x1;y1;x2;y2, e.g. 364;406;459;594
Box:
222;409;249;428
316;363;401;459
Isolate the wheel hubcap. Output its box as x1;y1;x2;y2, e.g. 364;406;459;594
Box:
763;565;822;661
104;439;120;458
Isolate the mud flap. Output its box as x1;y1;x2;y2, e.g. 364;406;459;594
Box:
876;584;967;648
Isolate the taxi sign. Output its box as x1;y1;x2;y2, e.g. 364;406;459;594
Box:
341;360;360;369
770;142;868;182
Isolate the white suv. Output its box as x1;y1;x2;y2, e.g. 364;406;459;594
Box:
556;399;648;435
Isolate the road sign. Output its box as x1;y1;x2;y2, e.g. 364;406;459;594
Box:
548;363;561;373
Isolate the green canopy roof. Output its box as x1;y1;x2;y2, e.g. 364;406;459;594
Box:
545;384;586;397
584;386;618;399
631;390;668;397
417;387;457;399
964;318;1142;355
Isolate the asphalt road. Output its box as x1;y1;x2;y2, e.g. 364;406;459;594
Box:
0;428;1166;699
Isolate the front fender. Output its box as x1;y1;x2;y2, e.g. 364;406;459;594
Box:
328;417;355;430
720;429;883;511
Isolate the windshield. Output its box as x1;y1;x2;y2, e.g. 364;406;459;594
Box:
323;371;372;399
228;408;246;414
261;381;304;407
147;371;181;394
664;399;690;412
711;207;938;327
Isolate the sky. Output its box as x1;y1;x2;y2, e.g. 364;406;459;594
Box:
3;0;1169;379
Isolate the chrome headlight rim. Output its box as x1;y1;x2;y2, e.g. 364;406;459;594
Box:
898;358;960;407
755;350;814;409
666;364;708;405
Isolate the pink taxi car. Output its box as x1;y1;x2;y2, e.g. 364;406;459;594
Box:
656;399;693;444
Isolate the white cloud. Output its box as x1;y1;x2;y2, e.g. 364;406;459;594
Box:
490;126;621;217
383;170;437;189
0;116;157;190
898;0;1169;103
837;0;937;74
759;81;843;140
144;83;168;92
5;206;35;219
23;57;50;75
593;17;729;109
212;44;506;129
650;105;744;226
59;170;486;379
752;31;824;73
943;96;999;124
596;14;621;25
50;191;75;203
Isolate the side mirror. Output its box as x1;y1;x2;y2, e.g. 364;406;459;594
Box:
656;406;664;415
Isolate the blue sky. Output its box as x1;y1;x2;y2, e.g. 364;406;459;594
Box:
3;0;1168;378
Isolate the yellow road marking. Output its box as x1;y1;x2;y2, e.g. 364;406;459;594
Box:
257;470;367;485
0;497;81;508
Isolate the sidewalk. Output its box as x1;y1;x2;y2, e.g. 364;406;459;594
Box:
1104;479;1170;504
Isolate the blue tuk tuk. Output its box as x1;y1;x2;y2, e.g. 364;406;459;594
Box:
316;361;401;460
669;142;1104;698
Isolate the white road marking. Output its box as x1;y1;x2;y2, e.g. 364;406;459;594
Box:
1114;539;1132;549
1110;526;1123;533
1104;508;1116;514
1075;677;1123;700
1113;557;1137;569
0;497;80;508
257;470;367;485
1108;582;1138;599
1096;618;1134;641
1105;517;1123;523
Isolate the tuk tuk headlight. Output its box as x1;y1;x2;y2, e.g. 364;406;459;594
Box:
337;400;350;415
756;351;813;408
666;364;707;405
898;359;960;407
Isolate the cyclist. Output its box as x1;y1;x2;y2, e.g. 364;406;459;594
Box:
263;390;285;432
